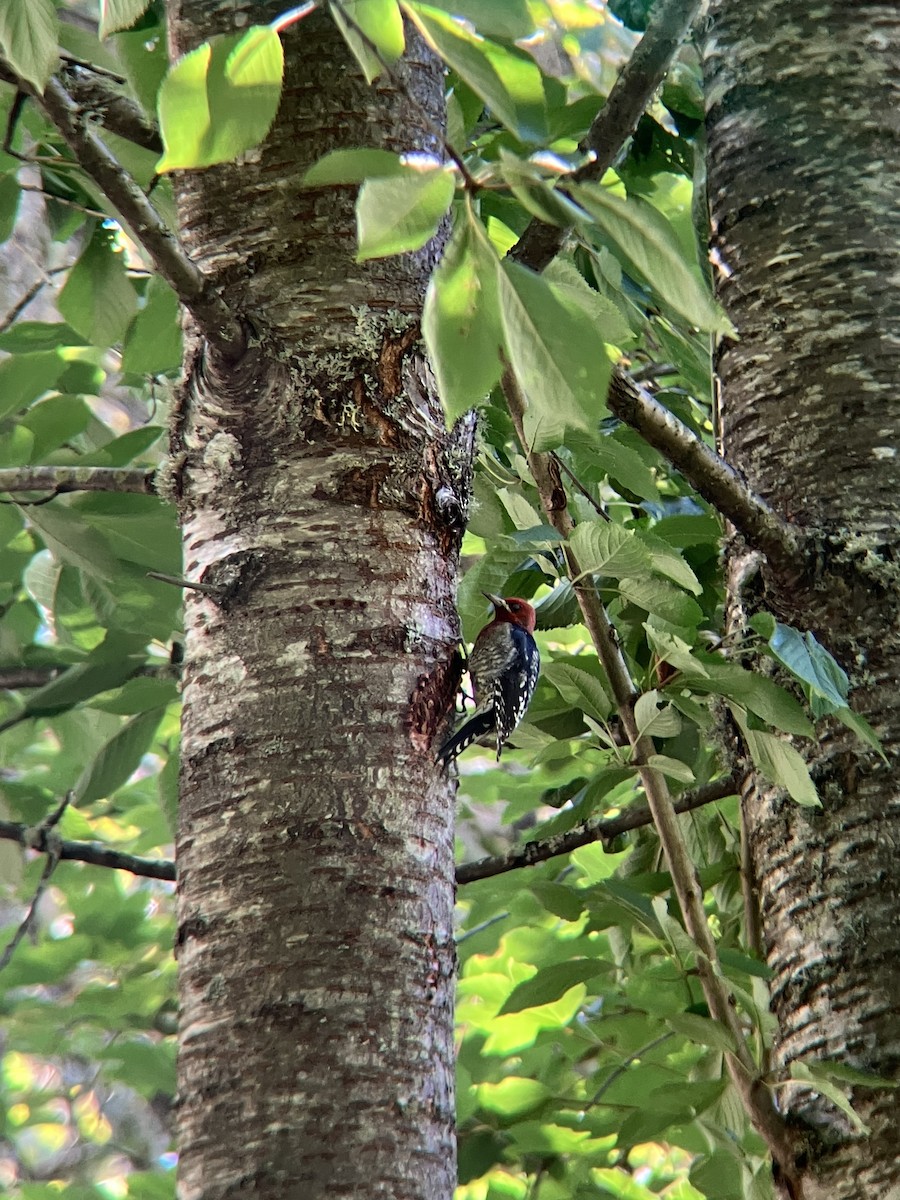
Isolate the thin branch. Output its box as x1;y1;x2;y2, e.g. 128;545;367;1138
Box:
0;265;72;332
456;773;741;885
511;0;703;273
0;466;156;495
0;815;175;882
607;367;804;572
550;451;609;520
19;183;108;219
59;65;162;154
0;794;71;971
7;68;244;358
500;366;798;1183
589;1031;676;1106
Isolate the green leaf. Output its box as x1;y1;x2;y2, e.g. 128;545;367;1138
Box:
733;710;819;807
121;277;182;375
423;205;503;419
73;493;181;573
330;0;405;83
476;1077;550;1116
647;754;695;783
690;661;814;737
404;3;547;143
541;662;611;722
16;659;144;721
0;351;67;422
0;321;88;352
87;426;165;467
569;521;649;579
544;258;633;347
618;576;704;628
634;690;682;739
567;432;659;501
75;707;166;803
499;959;607;1014
99;0;151;38
0;0;58;92
636;528;702;595
834;705;884;757
573;183;733;334
57;230;138;348
789;1061;869;1133
0;172;21;243
498;262;612;451
426;0;535;40
156;26;284;172
303;148;406;187
356;167;455;260
667;1011;738;1055
20;395;91;460
20;503;120;579
718;947;772;979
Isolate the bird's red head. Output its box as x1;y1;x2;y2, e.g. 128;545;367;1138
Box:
482;593;537;633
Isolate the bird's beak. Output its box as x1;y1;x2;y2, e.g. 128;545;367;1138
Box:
481;592;507;611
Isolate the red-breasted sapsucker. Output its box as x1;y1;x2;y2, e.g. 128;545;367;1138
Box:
437;593;540;765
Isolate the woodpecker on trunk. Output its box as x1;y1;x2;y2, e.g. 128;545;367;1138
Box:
437;593;540;765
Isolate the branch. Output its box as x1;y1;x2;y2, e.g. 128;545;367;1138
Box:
500;367;798;1184
456;773;741;884
607;368;805;572
60;64;163;154
0;466;156;496
5;66;245;358
0;816;175;882
0;794;70;971
511;0;703;273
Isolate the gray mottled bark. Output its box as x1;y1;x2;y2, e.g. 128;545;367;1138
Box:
166;5;467;1198
705;3;900;1197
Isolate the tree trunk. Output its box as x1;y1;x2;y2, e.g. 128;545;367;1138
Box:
704;3;900;1196
166;6;468;1197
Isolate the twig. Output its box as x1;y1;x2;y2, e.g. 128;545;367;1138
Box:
0;794;72;971
550;452;609;520
589;1031;676;1106
511;0;703;272
147;571;223;597
0;466;156;495
11;70;244;358
59;55;126;84
456;773;741;884
0;814;175;882
606;367;804;573
500;366;798;1183
59;64;162;154
19;184;108;219
0;265;73;333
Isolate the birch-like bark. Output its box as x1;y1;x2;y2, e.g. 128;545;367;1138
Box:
705;4;900;1196
167;6;466;1198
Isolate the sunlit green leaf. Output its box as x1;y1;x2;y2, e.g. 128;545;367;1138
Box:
404;2;547;142
574;182;733;334
423;203;503;418
499;262;611;450
99;0;151;38
157;26;284;172
356;167;455;259
303;148;406;187
499;959;608;1014
330;0;404;83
